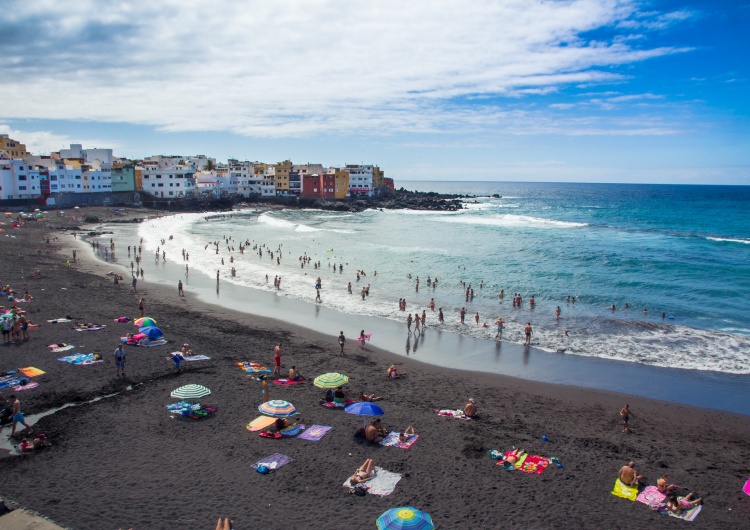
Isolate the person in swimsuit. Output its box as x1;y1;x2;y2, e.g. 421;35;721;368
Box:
657;475;677;493
9;395;32;436
288;366;304;381
665;492;702;513
617;461;643;486
524;322;532;345
273;342;283;376
359;330;366;350
333;386;348;404
358;391;383;402
501;448;525;466
114;344;126;377
365;419;386;443
399;425;416;442
350;459;376;484
260;375;269;402
620;404;634;433
464;398;478;418
338;331;346;354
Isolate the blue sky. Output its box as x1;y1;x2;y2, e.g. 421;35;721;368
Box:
1;0;748;184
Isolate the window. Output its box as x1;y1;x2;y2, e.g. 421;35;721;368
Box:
18;175;26;180
18;186;27;190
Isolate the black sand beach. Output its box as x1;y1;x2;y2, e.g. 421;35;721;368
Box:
0;208;749;529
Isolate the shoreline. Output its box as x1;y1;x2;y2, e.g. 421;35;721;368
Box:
0;207;748;529
89;212;750;416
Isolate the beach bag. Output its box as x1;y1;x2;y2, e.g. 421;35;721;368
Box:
352;484;368;496
256;465;270;475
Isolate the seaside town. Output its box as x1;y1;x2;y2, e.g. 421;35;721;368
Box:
0;133;395;206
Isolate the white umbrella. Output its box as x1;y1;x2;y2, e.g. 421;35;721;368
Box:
170;384;211;400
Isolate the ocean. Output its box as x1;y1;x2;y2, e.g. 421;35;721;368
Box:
102;182;750;377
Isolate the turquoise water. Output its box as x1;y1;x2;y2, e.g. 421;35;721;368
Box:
121;182;749;375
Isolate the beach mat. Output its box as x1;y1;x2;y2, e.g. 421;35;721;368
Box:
272;378;306;385
252;453;294;471
380;432;419;449
141;339;168;347
183;355;211;361
320;400;355;409
246;416;277;432
280;424;304;437
74;325;106;331
343;467;401;496
13;381;39;391
46;318;72;323
0;376;28;389
743;478;750;496
637;485;667;507
20;367;45;378
434;408;471;420
658;498;702;522
612;479;639;501
518;454;549;475
298;425;331;441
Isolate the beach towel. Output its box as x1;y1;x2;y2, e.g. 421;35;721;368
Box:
259;431;282;439
246;415;277;432
141;338;168;347
74;325;106;331
298;425;332;441
272;378;306;385
743;478;750;496
356;333;372;343
343;467;402;497
252;453;294;471
611;479;639;501
518;454;550;475
236;361;271;373
183;355;211;362
46;318;72;323
280;424;304;437
51;345;74;353
655;499;702;522
114;316;130;323
167;402;199;413
20;367;45;378
435;409;471;420
13;381;39;391
637;485;667;508
320;400;354;409
0;376;28;389
58;353;102;365
380;432;419;449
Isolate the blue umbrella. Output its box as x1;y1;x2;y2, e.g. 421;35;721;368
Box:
139;325;163;340
376;507;434;530
345;402;384;428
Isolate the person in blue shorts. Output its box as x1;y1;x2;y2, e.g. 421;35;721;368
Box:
114;344;126;377
9;395;32;436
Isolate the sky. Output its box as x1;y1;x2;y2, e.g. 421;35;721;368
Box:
1;0;748;184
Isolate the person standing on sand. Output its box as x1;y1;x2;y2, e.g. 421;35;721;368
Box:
524;322;532;345
260;375;269;402
495;318;504;339
406;313;413;335
178;280;184;296
359;330;366;350
9;395;32;436
273;342;284;376
620;404;635;433
131;276;137;293
338;331;346;355
114;344;126;377
138;298;145;318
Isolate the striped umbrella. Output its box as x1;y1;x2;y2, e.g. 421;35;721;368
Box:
134;316;157;327
170;384;211;400
258;400;297;417
313;372;349;388
376;507;434;530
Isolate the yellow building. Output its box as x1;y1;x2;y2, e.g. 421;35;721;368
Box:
275;160;292;194
372;166;384;188
334;169;350;199
135;168;143;190
0;134;30;158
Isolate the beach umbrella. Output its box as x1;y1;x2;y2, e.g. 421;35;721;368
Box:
134;316;157;327
139;325;163;339
74;206;80;209
170;384;211;400
346;401;384;428
376;507;434;530
258;399;297;417
313;372;349;388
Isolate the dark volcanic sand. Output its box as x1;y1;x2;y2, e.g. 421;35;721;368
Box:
0;208;748;530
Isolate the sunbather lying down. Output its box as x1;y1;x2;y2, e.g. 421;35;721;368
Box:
665;492;702;513
399;425;416;442
502;448;526;466
350;459;376;484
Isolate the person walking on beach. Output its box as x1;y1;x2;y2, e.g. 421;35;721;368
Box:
138;298;145;318
9;395;32;436
114;344;126;377
273;342;284;376
359;330;367;350
438;308;444;323
178;280;184;296
338;331;346;355
132;276;137;293
460;307;466;324
495;318;504;339
524;322;533;345
406;313;413;335
620;404;635;433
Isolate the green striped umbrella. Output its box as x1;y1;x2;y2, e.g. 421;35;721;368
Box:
170;384;211;400
313;372;349;388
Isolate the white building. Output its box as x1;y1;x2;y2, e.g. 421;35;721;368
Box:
139;163;196;198
345;164;374;196
0;159;42;200
58;144;113;167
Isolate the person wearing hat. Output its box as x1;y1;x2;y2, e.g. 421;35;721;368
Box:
181;343;193;356
464;398;478;418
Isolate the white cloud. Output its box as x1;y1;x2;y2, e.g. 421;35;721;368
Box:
0;0;691;138
0;124;117;155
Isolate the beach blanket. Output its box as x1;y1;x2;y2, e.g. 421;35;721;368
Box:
655;498;702;522
252;453;294;471
637;485;667;507
518;454;550;475
183;355;211;362
435;408;471;420
0;376;28;389
343;467;402;497
272;378;306;385
114;316;130;323
246;415;277;432
612;479;639;501
320;400;354;409
50;345;75;353
236;361;271;373
46;318;72;323
167;402;200;413
75;325;106;331
380;432;419;449
13;381;39;391
58;353;102;365
20;367;45;378
297;425;331;441
280;424;305;437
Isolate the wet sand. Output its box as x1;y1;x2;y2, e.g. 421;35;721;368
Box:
0;208;748;529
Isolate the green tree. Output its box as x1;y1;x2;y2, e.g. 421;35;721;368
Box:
203;159;215;171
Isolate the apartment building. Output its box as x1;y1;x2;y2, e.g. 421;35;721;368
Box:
0;134;29;158
346;164;374;196
139;162;196;198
